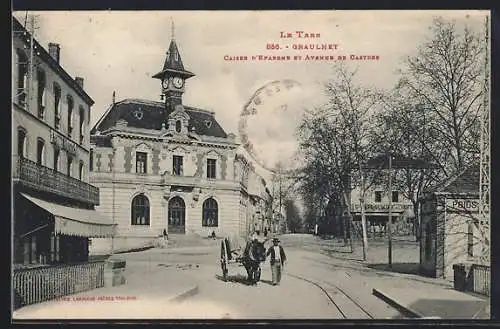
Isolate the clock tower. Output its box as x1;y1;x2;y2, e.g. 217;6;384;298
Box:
152;24;195;113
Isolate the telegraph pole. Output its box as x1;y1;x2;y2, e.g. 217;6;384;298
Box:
478;14;490;264
360;169;368;261
387;154;393;268
111;147;116;257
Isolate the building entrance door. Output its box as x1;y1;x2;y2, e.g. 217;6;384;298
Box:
168;196;186;234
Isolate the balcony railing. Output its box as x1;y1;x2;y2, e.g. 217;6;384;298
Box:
13;261;105;310
13;157;100;205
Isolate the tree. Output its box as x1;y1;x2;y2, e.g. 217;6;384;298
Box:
283;199;303;233
270;161;298;233
373;16;486;241
396;17;484;175
371;95;444;239
297;64;384;252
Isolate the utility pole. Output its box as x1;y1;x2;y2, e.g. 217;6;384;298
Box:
279;166;282;233
478;14;490;264
387;154;393;268
24;14;38;112
111;147;116;257
360;169;368;261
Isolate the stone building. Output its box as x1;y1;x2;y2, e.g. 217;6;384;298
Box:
89;35;271;254
419;165;486;280
12;17;115;266
350;185;415;237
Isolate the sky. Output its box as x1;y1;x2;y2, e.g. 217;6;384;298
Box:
12;10;488;181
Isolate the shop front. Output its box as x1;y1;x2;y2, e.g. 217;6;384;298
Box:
14;193;116;267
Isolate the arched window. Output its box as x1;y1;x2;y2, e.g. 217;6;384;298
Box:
53;147;60;172
79;161;84;180
54;83;62;130
79;106;85;144
37;70;46;119
202;198;218;227
67;95;74;137
175;120;182;133
16;50;28;106
36;139;45;165
18;129;27;159
131;194;150;225
67;155;73;177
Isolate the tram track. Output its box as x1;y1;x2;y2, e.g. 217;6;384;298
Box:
287;272;374;319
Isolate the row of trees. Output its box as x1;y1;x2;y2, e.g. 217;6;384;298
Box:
297;18;487;246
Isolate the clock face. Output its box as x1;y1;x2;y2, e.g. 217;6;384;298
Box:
162;79;169;89
172;77;184;88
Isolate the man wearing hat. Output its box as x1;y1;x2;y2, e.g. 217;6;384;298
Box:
266;237;287;285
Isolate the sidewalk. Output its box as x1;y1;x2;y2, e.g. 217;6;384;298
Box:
373;285;490;319
13;259;200;319
289;248;490;319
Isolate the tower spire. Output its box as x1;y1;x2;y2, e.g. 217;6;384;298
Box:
171;17;175;41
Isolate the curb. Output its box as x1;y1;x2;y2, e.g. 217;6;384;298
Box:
169;285;200;303
372;288;424;319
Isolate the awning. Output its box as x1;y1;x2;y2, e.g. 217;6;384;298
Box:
21;193;117;238
402;207;416;218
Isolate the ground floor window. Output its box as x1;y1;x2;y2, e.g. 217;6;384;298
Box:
202;198;218;227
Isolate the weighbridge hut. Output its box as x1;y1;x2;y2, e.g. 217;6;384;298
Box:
419;165;489;295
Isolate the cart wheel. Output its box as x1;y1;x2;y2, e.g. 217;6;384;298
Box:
221;241;229;282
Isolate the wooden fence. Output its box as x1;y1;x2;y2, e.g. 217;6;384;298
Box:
471;264;490;296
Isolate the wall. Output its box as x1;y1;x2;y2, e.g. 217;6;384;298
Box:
442;197;481;280
12;37;92;183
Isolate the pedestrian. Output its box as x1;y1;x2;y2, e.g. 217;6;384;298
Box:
162;228;168;248
266;237;286;286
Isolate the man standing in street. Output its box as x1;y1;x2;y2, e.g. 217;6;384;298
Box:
266;237;286;286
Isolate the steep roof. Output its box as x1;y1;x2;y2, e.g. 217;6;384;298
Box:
12;16;94;106
430;164;480;194
152;40;195;79
91;99;228;139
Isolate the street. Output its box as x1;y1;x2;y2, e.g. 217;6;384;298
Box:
16;234;488;320
112;234;411;319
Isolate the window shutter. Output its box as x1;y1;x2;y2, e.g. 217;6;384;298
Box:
41;88;46;107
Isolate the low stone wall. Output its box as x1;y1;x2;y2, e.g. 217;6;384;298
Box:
89;237;155;255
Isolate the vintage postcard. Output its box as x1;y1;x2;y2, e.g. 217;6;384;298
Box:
11;10;491;320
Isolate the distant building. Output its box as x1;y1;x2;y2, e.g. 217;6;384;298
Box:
12;17;115;267
419;165;486;280
350;185;415;237
89;34;271;253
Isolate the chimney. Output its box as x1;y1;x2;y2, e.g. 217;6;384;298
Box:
75;77;84;89
48;43;60;63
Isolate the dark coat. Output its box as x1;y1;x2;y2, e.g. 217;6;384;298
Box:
266;245;286;266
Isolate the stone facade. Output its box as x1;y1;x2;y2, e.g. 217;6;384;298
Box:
12;16;104;266
88;36;272;254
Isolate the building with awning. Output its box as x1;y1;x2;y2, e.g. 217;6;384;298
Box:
12;16;108;266
21;194;116;238
350;185;416;236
